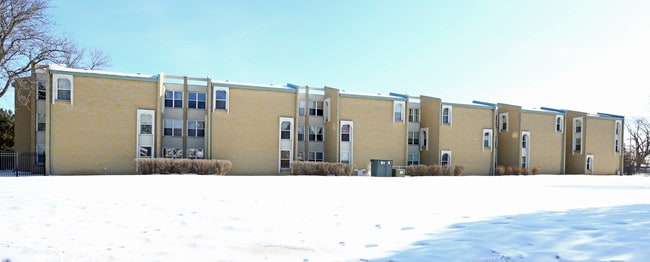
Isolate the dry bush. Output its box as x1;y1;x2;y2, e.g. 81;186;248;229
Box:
157;158;174;174
292;161;306;175
440;165;452;176
505;166;514;176
194;159;218;175
453;165;464;176
532;167;540;175
496;165;506;176
406;165;426;176
172;159;193;174
216;160;233;175
520;167;529;175
331;163;352;176
135;158;156;174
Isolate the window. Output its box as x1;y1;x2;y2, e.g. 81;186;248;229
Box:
340;151;350;164
36;144;45;165
140;146;153;158
408;154;419;165
298;126;305;141
140;114;153;135
163;148;183;158
442;105;452;124
37;113;46;132
522;156;528;168
586;155;594;172
420;128;429;151
280;150;291;169
188;92;206;109
522;134;528;148
165;91;183;108
409;108;420;122
341;124;351;142
614;120;622;153
308;152;324;162
188;148;204;159
555;115;564;132
37;81;46;100
214;88;229;110
164;119;183;136
499;113;509;132
299;100;306;116
394;101;405;122
297;152;305;161
309;126;324;142
324;98;331;121
441;151;451;166
408;131;420;145
56;78;71;101
573;117;583;152
483;129;493;150
309;101;323;116
281;121;291;139
187;120;205;137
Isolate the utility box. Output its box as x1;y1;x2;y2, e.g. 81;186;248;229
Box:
370;159;393;177
392;168;405;177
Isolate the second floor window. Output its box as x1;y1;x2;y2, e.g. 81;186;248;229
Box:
188;92;206;109
309;101;323;116
409;108;420;122
164;119;183;136
408;131;420;145
56;78;71;101
309;126;324;142
165;91;183;108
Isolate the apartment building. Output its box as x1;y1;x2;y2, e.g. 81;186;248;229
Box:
14;65;624;175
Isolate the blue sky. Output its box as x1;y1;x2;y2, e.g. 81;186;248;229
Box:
2;0;649;117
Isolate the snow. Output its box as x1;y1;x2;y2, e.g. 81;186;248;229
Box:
1;175;650;261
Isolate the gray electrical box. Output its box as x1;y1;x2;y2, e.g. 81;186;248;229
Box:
370;159;393;177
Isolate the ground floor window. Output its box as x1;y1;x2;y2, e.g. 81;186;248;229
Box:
164;148;183;158
188;148;204;159
140;146;153;158
308;151;324;162
408;154;419;165
280;150;291;169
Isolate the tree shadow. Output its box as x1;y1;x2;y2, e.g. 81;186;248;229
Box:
380;204;650;261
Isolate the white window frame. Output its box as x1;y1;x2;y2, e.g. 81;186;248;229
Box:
52;74;73;104
420;127;429;151
573;117;583;153
482;129;493;151
408;153;420;166
309;100;324;116
299;100;306;116
37;113;46;132
394;101;406;122
324;98;331;122
36;144;46;165
499;112;509;132
441;150;452;166
298;126;305;141
165;90;183;108
308;151;325;162
164;119;183;137
278;117;294;172
408;131;420;145
555;115;564;132
163;147;183;158
136;109;155;159
441;105;452;125
187;148;204;159
37;80;46;100
409;108;420;123
187;120;205;137
187;92;206;109
214;87;229;111
614;120;622;154
341;123;351;142
586;154;594;173
309;126;324;142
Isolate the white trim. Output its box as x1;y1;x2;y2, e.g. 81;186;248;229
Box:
482;128;493;151
555;115;564;132
614;120;622;154
499;112;509;132
586;154;594;173
521;131;531;168
420;127;429;151
441;150;452;166
408;107;420;123
308;151;325;162
408;153;420;165
573;117;583;154
340;120;354;164
52;74;74;104
441;105;452;125
213;87;229;111
393;101;406;122
324;98;331;122
278;117;294;172
136;109;155;158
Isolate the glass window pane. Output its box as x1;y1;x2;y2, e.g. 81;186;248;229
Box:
189;92;196;100
198;101;206;109
188;121;196;129
216;100;226;110
188;101;196;108
188;129;196;137
198;93;206;101
216;90;226;100
197;130;205;137
197;121;205;128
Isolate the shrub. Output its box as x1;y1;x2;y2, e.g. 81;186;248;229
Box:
505;166;514;176
136;158;156;174
172;159;193;174
291;161;352;176
216;160;233;176
532;167;540;175
520;167;529;176
406;165;425;176
429;165;442;176
194;159;217;175
453;165;464;176
495;165;506;176
440;165;452;176
156;158;174;174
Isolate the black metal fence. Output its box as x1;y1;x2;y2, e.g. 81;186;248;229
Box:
0;152;46;176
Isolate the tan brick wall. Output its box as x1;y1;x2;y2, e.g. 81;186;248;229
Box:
419;96;441;165
339;95;407;170
521;111;564;174
212;88;296;175
585;117;622;175
324;87;340;163
49;75;158;175
13;78;35;154
565;110;586;174
439;105;493;175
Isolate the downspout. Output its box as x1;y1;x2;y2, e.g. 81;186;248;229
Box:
304;86;310;158
491;105;496;176
47;68;53;175
206;77;212;159
560;115;566;174
182;76;188;156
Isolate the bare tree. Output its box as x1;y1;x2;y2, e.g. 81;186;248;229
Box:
0;0;110;99
626;117;650;174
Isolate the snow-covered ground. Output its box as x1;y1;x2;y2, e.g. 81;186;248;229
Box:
2;175;650;261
